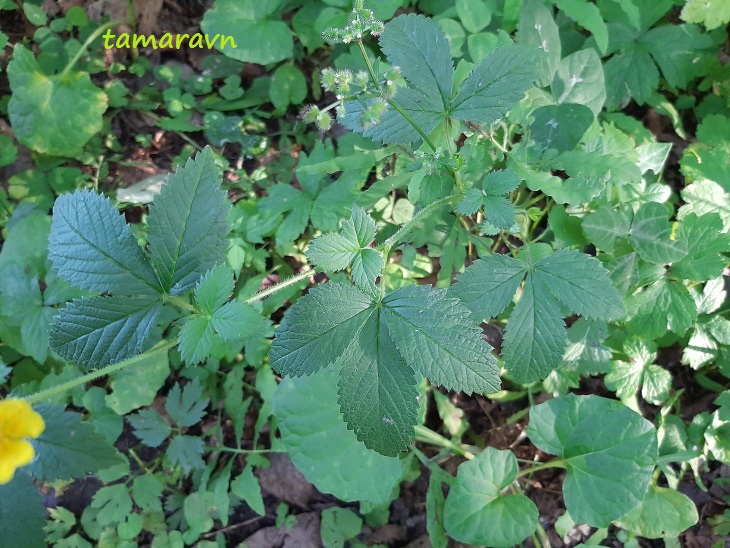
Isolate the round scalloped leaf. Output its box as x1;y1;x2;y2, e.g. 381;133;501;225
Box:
526;394;657;527
443;447;538;547
8;45;107;157
615;485;698;539
274;365;402;503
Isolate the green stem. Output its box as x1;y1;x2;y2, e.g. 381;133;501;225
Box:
60;20;123;79
24;340;178;405
244;269;314;304
380;194;459;250
515;459;565;478
203;446;285;455
414;425;475;459
163;294;198;314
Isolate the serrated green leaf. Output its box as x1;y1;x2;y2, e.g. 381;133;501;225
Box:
641;25;712;89
450;253;526;319
450;45;538;124
274;365;402;502
518;0;560;86
443;447;538;547
8;45;107;157
678;179;730;230
606;340;670;404
628;278;697;339
616;485;699;538
179;316;215;365
502;274;567;384
211;300;268;341
526;394;657;527
535;248;623;320
630;202;688;264
49;190;161;295
338;314;419;456
350;249;384;296
230;466;265;515
166;380;209;428
49;295;162;369
147;147;231;294
0;474;46;548
581;207;631;253
91;484;132;527
673;213;730;282
194;265;234;315
382;284;500;394
27;406;125;481
455;187;483;216
269;283;374;377
555;0;608;53
604;45;657;108
681;0;730;29
132;475;164;513
166;435;205;472
482;195;515;229
127;408;171;447
380;14;453;112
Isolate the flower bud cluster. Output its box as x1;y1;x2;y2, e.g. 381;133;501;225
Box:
322;2;384;45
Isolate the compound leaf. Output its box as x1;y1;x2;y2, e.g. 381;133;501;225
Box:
450;253;526;319
49;190;161;295
165;380;209;428
166;435;205;472
383;284;500;394
450;45;538;124
534;248;623;320
269;283;374;377
27;405;125;481
443;447;538;547
502;274;567;384
8;45;107;157
147;146;231;294
178;316;215;365
526;394;657;527
338;314;419;456
379;14;453;111
194;265;234;315
49;295;162;370
127;409;172;448
274;365;402;503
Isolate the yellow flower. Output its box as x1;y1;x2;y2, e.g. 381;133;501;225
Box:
0;399;45;484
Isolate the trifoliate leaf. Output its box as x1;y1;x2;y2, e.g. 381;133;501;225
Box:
338;314;419;456
128;408;172;447
307;207;383;294
383;284;500;394
453;249;622;384
8;45;107;157
673;213;730;282
49;190;161;295
28;406;125;481
443;447;538;548
641;25;712;89
456;169;522;230
630;202;688;264
179;316;215;365
49;295;163;370
605;339;671;405
274;365;402;502
165;380;209;428
147;147;231;294
526;394;657;527
450;253;526;319
450;45;538;124
604;43;657;109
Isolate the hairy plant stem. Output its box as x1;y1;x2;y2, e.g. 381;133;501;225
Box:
244;268;314;303
60;20;123;79
163;294;198;313
23;339;179;404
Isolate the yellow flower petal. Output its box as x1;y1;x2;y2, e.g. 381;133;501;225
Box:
0;399;45;484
